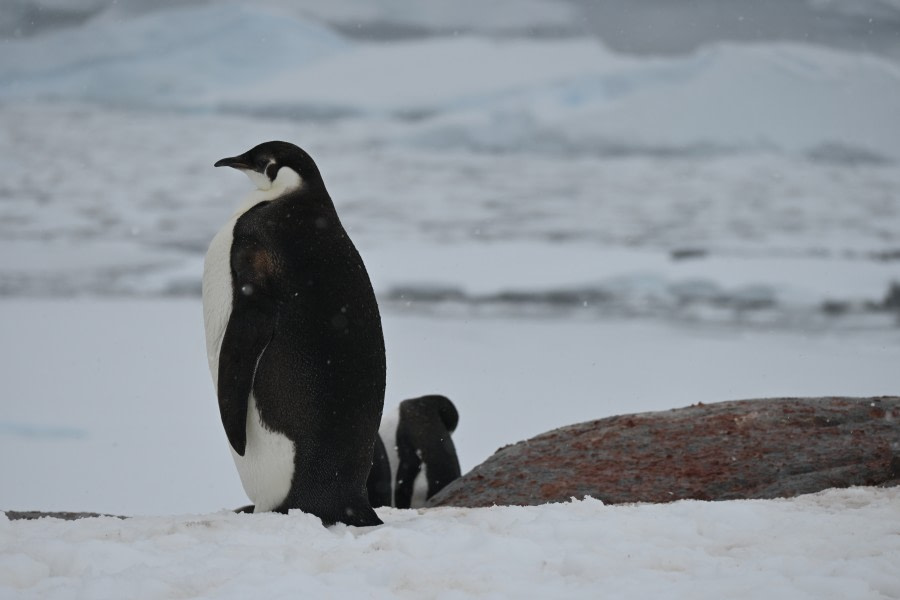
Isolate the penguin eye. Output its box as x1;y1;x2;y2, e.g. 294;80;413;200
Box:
255;157;270;171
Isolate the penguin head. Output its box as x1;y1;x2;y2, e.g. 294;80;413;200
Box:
214;141;323;196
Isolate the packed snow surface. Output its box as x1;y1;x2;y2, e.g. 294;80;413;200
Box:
2;488;899;599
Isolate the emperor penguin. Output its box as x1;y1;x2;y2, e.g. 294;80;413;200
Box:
369;395;462;509
203;141;385;526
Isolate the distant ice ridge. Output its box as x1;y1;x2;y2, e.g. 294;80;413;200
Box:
398;42;900;162
0;0;577;38
2;3;900;161
0;4;348;108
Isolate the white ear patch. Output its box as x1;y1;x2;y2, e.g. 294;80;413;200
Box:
243;168;272;191
241;165;303;202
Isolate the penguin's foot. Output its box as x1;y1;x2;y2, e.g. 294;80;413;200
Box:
234;504;255;514
270;493;383;526
333;503;383;527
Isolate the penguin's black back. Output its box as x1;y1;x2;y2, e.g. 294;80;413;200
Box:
221;183;385;526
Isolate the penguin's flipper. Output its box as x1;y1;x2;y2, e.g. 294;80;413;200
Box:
217;300;276;456
217;241;279;456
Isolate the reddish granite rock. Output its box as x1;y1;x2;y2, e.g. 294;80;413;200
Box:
428;397;900;508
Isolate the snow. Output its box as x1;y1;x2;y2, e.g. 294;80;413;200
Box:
1;1;899;596
2;488;899;599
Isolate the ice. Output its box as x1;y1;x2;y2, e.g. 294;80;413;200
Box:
0;4;347;108
1;103;898;328
277;0;579;35
3;5;899;158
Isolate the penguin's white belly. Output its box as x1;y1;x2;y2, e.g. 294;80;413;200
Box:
378;408;429;508
410;467;428;509
378;410;400;506
231;395;296;513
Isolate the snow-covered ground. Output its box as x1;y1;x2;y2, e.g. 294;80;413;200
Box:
3;487;899;599
1;2;899;597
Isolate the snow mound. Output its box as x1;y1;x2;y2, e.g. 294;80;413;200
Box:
2;488;898;599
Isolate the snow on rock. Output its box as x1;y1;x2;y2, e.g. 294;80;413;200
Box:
1;488;899;599
428;397;900;508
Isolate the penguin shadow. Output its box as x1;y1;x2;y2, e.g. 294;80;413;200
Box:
232;395;463;518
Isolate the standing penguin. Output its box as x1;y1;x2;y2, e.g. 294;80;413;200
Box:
370;395;462;509
203;141;385;526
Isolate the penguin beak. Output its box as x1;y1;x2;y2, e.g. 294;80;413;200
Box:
214;155;250;169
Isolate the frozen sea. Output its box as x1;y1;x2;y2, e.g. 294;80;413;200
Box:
1;2;899;598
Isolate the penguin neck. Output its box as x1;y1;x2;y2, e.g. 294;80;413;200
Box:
232;166;304;217
252;165;303;202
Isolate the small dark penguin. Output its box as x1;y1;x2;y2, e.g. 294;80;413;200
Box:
370;395;462;509
203;141;385;526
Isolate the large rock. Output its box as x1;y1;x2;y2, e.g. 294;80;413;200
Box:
428;397;900;508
